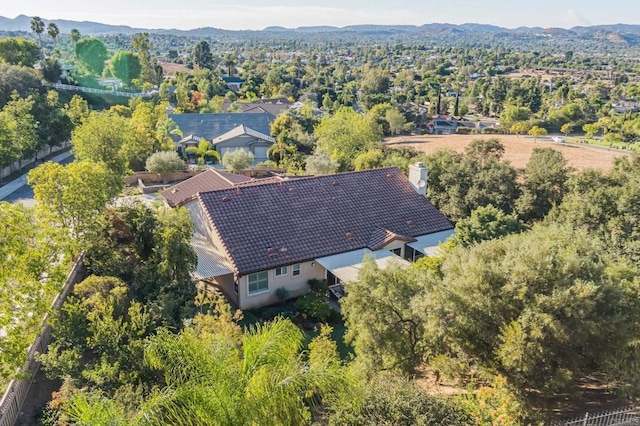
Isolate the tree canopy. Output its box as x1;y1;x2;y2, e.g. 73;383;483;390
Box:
75;38;108;75
0;38;40;67
314;107;382;170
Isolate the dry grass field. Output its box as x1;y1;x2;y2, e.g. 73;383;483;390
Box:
385;134;630;171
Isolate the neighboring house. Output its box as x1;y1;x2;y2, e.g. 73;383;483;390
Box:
221;98;293;122
612;100;639;114
159;169;251;208
223;76;246;91
176;163;454;310
210;125;275;163
169;112;274;164
98;78;123;90
427;116;459;134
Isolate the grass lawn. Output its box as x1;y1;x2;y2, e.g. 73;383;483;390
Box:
566;136;640;153
303;324;353;361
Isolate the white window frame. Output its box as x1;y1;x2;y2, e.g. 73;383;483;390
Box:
248;271;269;295
275;266;288;277
292;264;301;277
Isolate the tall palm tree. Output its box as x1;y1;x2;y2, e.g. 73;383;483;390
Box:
30;16;45;67
223;53;236;77
60;314;348;425
70;28;81;45
30;16;45;41
47;23;60;47
267;132;296;165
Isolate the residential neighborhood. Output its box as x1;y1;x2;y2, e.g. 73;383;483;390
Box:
2;4;640;425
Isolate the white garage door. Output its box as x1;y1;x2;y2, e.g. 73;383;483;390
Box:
254;146;268;162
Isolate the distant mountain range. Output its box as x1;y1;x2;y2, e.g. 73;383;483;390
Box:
1;14;640;39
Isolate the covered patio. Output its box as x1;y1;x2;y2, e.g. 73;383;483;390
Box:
315;248;409;286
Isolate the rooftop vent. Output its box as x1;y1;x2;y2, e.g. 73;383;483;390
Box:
407;220;416;228
222;196;232;203
235;187;243;195
332;181;340;187
346;232;357;241
386;173;393;179
267;247;279;257
289;187;296;193
279;247;288;253
171;188;180;193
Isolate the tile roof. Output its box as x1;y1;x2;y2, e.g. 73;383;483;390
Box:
367;227;417;251
160;169;251;207
169;113;271;142
211;124;275;146
220;100;292;121
198;167;453;276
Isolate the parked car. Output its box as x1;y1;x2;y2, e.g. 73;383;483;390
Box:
551;136;566;143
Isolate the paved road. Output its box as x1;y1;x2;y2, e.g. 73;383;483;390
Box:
3;155;74;206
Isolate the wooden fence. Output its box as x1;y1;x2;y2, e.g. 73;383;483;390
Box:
552;406;640;426
0;254;85;426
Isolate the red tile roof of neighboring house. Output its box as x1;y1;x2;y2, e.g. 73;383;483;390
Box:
160;169;251;207
198;167;453;276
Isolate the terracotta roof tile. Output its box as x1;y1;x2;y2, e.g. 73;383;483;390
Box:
367;227;417;251
160;169;251;207
198;167;453;276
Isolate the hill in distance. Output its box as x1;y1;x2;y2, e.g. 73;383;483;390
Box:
1;14;640;39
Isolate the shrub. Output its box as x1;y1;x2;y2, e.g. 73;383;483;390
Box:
146;151;185;183
295;279;331;321
222;149;254;172
456;126;472;134
329;373;471;425
275;287;291;303
295;293;331;322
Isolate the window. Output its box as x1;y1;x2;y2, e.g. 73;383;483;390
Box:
292;264;301;277
248;271;268;294
275;266;288;276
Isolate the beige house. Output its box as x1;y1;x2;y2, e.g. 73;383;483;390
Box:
211;124;274;163
163;164;454;310
169;112;274;164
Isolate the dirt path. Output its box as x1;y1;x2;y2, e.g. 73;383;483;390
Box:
386;134;630;171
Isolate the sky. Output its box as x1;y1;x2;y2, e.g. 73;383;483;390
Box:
3;0;639;30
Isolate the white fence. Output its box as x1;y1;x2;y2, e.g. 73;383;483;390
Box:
50;83;154;98
0;253;85;426
553;407;640;426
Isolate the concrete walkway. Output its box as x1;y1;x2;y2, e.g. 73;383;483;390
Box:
0;151;74;201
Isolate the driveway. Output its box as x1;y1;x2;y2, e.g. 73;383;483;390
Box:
2;154;74;206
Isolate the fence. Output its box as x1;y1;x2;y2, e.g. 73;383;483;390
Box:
553;407;640;426
0;253;85;426
50;83;154;98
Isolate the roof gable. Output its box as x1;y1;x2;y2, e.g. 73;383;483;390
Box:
169;113;271;142
212;124;275;146
367;227;417;251
198;168;453;276
160;169;251;207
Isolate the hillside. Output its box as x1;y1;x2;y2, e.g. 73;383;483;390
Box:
1;14;639;45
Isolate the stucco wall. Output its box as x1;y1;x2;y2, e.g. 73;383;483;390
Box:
237;261;326;310
215;273;238;306
380;240;406;257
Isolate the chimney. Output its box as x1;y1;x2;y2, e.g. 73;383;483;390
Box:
408;162;428;196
